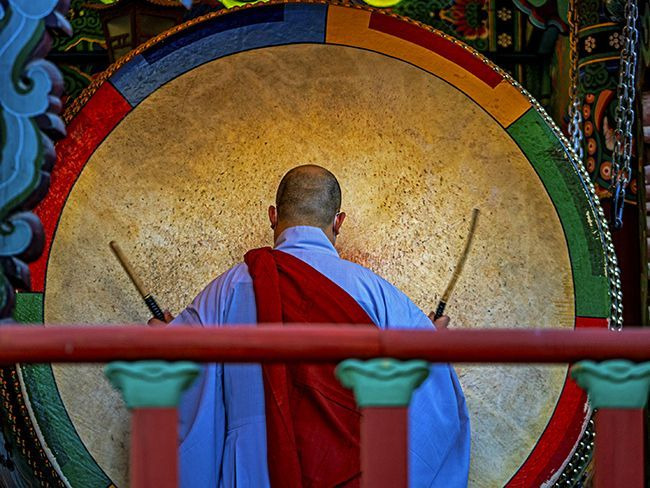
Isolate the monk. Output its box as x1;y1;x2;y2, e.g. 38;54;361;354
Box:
150;165;470;487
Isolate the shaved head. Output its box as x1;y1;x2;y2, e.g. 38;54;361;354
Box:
275;165;341;228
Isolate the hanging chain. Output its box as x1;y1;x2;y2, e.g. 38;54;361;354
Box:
611;0;639;229
567;0;584;162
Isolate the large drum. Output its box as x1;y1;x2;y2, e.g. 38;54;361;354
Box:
10;2;616;486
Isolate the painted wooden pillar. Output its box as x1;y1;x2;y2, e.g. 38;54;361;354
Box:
336;359;430;488
571;360;650;488
105;361;199;488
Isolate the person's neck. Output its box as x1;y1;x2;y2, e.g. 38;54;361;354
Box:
274;223;336;246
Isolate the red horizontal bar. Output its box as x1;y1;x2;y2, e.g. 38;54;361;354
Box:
1;326;650;364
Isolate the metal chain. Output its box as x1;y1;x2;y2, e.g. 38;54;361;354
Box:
565;0;623;330
539;1;623;480
567;0;584;162
611;0;639;229
553;419;595;487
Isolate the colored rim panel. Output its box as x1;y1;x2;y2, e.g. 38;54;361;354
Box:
14;293;113;487
507;109;609;319
24;2;612;486
326;6;532;128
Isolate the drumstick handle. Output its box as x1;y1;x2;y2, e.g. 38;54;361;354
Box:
109;241;148;297
433;301;446;321
110;241;166;321
144;294;166;322
433;208;479;322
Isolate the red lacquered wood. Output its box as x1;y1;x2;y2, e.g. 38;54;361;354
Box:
2;326;650;364
361;407;408;488
594;409;645;488
131;408;178;488
31;82;132;291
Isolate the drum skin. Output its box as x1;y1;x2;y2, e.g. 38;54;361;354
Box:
13;2;614;487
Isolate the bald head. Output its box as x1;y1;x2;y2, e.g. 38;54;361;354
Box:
275;165;342;228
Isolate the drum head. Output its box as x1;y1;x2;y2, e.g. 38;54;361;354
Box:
15;2;614;487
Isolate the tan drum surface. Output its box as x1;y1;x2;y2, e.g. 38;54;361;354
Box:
44;44;572;487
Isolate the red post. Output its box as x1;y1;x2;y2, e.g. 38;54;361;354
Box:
571;361;650;488
361;407;408;488
594;409;645;488
336;359;430;488
130;408;179;488
104;361;199;488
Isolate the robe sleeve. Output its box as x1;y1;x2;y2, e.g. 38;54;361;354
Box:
170;264;246;327
371;277;471;487
171;266;245;488
371;275;434;331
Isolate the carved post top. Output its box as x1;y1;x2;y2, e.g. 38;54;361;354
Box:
571;359;650;409
105;360;200;409
336;358;430;408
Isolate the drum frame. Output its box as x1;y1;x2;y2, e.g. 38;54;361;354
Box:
7;1;620;486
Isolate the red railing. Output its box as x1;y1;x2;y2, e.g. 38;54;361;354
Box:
3;326;650;363
4;326;648;488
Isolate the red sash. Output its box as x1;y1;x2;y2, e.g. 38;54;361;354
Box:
244;247;375;488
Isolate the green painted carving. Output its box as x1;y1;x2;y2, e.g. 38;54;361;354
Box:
105;361;200;408
513;0;569;31
336;359;430;408
571;360;650;409
50;0;108;105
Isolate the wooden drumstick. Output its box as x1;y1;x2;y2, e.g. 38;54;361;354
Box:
109;241;166;321
433;208;480;320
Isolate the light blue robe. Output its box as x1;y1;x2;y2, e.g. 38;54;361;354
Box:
172;226;470;487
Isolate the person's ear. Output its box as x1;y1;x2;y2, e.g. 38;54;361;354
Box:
268;205;278;229
333;211;346;235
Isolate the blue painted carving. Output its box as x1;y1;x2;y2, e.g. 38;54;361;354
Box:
0;0;70;319
0;2;72;484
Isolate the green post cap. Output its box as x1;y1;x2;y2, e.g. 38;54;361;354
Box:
336;358;430;407
571;360;650;409
105;361;200;409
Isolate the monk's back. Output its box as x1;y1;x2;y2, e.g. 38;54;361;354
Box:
173;226;470;488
